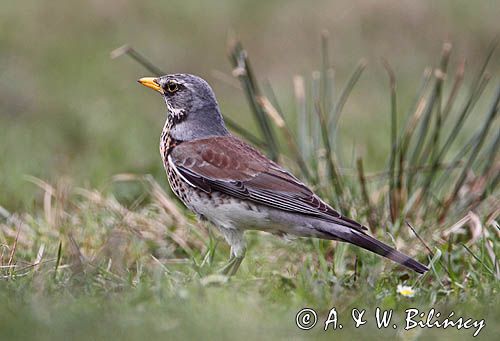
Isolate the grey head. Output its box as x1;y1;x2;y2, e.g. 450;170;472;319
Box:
139;74;229;141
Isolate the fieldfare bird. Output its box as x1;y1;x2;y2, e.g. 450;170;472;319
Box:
138;74;428;276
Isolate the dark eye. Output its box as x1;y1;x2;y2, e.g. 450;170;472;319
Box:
166;81;179;93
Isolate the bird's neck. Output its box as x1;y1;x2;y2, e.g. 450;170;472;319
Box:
159;104;229;165
167;104;229;141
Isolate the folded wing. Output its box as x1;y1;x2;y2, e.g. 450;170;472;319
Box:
169;136;365;231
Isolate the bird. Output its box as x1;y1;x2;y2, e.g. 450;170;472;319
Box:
138;74;429;276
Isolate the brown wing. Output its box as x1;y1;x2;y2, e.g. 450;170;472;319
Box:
169;136;366;231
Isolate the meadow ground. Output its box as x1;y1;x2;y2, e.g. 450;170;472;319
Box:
1;1;499;340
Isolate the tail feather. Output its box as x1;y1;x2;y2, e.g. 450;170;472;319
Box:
320;225;429;274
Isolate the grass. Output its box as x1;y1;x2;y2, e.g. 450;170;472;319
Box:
0;173;498;340
1;29;499;339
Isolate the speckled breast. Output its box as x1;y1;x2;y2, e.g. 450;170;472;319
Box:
159;119;191;207
165;163;191;206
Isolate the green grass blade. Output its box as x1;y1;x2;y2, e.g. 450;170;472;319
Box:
382;59;399;222
328;59;367;138
227;40;280;161
314;101;345;206
440;84;500;221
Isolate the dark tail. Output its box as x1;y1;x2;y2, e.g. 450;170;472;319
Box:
321;225;429;274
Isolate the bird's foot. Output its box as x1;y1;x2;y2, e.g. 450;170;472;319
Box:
218;256;244;277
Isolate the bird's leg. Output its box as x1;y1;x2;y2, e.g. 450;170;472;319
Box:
216;227;246;276
219;246;246;276
227;253;245;276
219;255;236;275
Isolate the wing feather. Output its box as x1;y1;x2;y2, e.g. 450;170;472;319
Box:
170;136;366;231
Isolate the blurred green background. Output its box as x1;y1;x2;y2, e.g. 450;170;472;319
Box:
1;0;498;210
1;2;499;340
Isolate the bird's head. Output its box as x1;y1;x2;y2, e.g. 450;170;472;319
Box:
138;74;229;141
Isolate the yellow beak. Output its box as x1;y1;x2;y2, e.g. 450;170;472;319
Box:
138;77;163;93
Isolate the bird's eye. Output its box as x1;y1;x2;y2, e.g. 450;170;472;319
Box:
166;81;179;93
